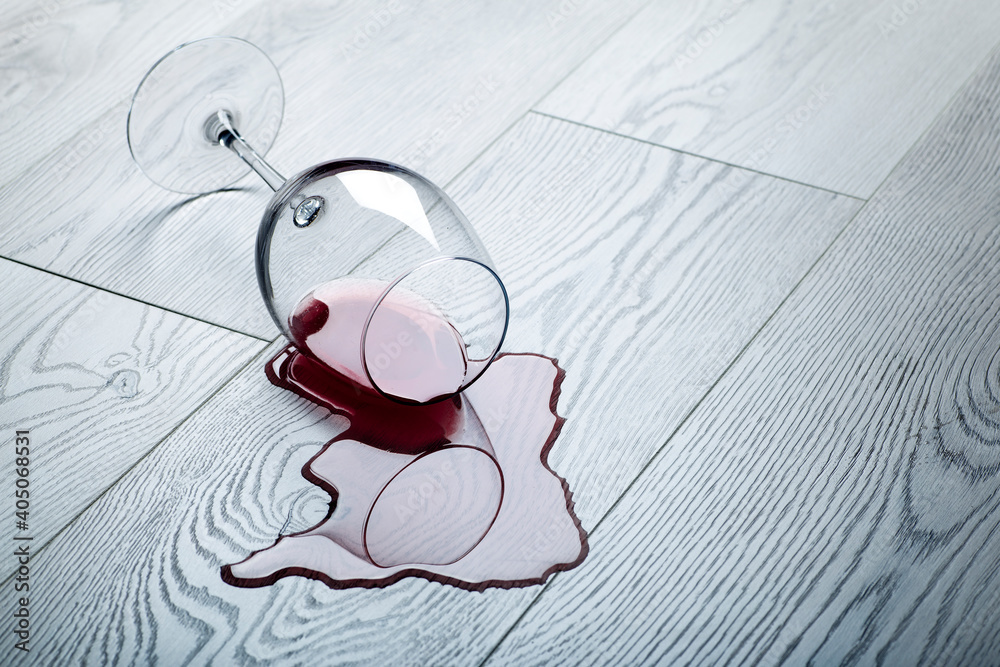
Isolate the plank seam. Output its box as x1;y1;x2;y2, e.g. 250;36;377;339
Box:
441;0;658;192
475;198;863;667
0;340;275;588
480;37;1000;667
528;110;865;201
0;255;272;342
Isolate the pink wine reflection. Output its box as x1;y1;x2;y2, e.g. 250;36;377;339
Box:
222;346;588;590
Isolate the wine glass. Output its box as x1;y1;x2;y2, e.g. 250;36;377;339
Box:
128;37;509;405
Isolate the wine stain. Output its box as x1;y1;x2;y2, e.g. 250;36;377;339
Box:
222;346;588;591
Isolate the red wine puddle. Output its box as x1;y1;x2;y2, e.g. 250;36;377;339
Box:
222;346;589;591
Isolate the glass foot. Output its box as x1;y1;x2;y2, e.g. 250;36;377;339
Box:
127;36;284;194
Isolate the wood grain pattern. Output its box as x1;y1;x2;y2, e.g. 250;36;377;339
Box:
4;114;860;664
0;0;649;337
488;45;1000;667
0;258;264;557
536;0;1000;198
450;113;861;528
0;0;268;186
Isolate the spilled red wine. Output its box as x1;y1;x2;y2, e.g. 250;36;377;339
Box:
225;350;588;590
265;344;505;568
270;347;464;455
223;279;588;590
288;278;468;404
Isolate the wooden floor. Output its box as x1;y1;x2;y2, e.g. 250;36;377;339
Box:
3;0;1000;664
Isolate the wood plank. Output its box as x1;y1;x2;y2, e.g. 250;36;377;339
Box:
488;45;1000;667
0;0;649;337
0;0;269;187
535;0;1000;198
4;114;861;663
458;113;861;525
0;258;264;556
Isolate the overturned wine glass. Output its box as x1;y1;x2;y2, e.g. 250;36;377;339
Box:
128;36;508;404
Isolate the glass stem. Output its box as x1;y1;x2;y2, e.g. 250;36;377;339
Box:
208;110;286;192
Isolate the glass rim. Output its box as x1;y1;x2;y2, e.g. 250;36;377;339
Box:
127;35;285;194
362;443;506;568
255;157;500;339
360;255;510;405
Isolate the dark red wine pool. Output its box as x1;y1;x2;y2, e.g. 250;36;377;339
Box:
222;346;588;590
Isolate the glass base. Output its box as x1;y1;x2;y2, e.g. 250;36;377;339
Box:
127;36;284;194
